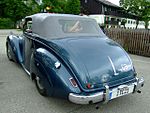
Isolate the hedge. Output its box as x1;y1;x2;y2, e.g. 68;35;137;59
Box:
0;18;14;29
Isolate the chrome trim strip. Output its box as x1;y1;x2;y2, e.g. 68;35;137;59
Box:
69;77;78;88
55;61;61;69
103;85;109;103
69;92;103;104
21;64;31;76
108;56;119;76
134;77;144;92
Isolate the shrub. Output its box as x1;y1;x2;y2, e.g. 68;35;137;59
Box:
0;18;14;29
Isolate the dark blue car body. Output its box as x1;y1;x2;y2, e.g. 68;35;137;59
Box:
6;13;144;105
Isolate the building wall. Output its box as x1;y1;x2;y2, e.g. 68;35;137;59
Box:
89;14;149;29
89;14;105;24
89;14;120;28
123;19;136;29
137;21;145;29
81;0;102;14
81;0;149;29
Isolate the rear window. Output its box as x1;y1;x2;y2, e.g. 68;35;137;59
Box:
59;19;100;34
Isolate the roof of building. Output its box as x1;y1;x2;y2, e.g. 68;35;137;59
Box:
97;0;120;8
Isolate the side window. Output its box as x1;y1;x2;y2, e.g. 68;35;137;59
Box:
27;21;32;31
23;18;32;33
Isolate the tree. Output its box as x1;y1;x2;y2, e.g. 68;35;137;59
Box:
120;0;150;29
3;0;30;26
41;0;81;14
1;0;40;27
65;0;80;15
42;0;67;13
27;0;41;14
0;1;5;17
140;1;150;29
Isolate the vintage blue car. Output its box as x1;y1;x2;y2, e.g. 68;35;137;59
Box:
6;13;144;105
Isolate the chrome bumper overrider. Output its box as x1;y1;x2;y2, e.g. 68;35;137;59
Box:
69;77;144;105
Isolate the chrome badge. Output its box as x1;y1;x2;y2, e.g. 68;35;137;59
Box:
119;64;132;72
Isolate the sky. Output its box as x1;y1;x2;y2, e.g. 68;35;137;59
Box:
106;0;120;6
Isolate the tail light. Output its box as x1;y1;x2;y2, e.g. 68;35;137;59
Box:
69;77;78;87
86;83;91;89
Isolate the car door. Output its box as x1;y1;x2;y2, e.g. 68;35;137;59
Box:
23;18;34;72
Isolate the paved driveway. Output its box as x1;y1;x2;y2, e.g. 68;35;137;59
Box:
0;30;150;113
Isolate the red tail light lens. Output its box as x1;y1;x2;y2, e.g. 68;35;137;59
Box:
69;77;78;87
86;83;91;89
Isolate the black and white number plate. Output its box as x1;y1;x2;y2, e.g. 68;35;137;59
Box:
109;84;134;100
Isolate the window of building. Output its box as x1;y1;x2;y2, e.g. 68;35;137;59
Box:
128;20;130;24
111;18;115;21
111;8;115;11
117;18;120;22
105;7;107;12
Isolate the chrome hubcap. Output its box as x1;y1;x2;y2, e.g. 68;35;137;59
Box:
36;76;44;90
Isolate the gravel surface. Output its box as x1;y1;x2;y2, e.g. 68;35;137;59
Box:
0;30;149;113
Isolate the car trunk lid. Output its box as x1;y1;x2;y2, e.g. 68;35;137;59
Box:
50;37;135;91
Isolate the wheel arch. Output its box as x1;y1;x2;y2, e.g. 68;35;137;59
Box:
30;47;81;98
6;35;24;63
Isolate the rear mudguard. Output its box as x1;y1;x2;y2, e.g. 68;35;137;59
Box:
6;35;24;63
30;48;81;98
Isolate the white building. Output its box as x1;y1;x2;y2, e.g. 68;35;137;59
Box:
89;14;149;29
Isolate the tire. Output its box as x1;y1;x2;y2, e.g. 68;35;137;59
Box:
6;42;14;61
35;76;47;96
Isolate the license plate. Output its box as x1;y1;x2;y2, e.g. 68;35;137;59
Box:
109;84;134;100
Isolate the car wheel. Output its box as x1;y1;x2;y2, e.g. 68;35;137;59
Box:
6;42;13;61
35;76;47;96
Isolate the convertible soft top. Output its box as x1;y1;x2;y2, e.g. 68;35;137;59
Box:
25;13;104;39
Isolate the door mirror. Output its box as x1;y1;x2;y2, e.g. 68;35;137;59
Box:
26;29;32;33
23;19;32;33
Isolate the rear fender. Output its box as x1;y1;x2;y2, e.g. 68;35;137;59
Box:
7;35;24;63
30;48;81;98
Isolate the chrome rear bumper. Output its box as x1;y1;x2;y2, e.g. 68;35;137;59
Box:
69;77;144;105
